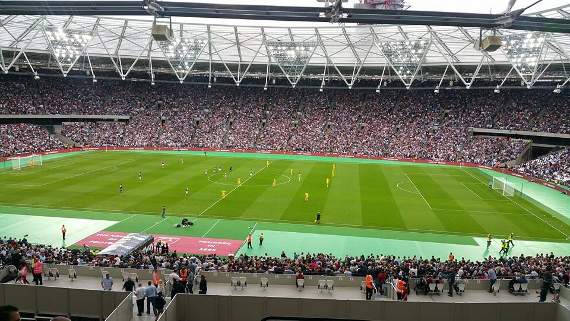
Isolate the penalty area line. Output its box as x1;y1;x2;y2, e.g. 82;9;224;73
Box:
404;173;433;209
196;165;268;218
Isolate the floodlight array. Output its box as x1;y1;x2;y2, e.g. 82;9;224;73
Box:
502;33;546;75
159;38;206;72
45;28;92;66
266;41;317;78
380;39;429;80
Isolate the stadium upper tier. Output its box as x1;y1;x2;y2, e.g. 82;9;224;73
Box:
0;12;569;89
0;77;568;186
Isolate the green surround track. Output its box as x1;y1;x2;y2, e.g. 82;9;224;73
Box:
0;150;568;260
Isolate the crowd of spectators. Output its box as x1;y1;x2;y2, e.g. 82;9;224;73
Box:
515;148;570;186
0;124;64;157
0;77;568;184
2;236;569;287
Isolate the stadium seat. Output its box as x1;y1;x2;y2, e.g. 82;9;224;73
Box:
326;280;334;292
68;268;77;281
260;277;269;288
121;271;138;282
436;282;445;293
318;279;327;292
428;283;437;294
239;276;247;289
512;283;521;293
296;278;305;290
230;277;239;289
46;268;60;281
457;283;465;294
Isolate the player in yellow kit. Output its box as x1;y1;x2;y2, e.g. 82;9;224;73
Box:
332;164;336;177
272;178;277;187
304;192;309;201
326;177;330;188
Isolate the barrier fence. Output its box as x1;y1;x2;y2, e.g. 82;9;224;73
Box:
0;284;130;321
158;293;569;321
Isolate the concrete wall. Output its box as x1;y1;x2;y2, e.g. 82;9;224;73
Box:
164;294;565;321
0;284;129;320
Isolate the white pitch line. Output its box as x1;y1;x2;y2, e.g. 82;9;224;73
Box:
24;159;136;187
404;173;433;209
196;165;268;217
141;217;168;233
201;219;221;237
463;168;569;239
461;182;484;200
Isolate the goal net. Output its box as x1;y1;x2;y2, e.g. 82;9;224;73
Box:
11;155;43;170
491;177;515;197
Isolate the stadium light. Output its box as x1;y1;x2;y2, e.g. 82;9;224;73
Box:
158;38;206;76
502;33;546;76
553;85;562;93
434;87;439;94
33;74;39;80
92;78;97;83
494;87;500;93
379;39;430;83
266;41;316;83
45;28;92;74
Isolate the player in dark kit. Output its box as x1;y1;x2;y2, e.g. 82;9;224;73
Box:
315;211;321;224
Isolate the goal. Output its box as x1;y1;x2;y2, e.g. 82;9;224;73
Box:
491;177;515;197
11;154;43;170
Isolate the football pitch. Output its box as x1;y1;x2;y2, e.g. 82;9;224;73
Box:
0;150;569;258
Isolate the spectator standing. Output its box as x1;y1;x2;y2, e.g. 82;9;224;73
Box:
295;270;305;288
17;263;29;284
152;268;161;286
0;305;20;321
61;225;66;241
539;267;554;302
32;257;43;285
488;266;497;293
198;275;207;294
446;268;457;297
364;273;375;300
135;283;146;316
145;281;158;315
101;273;113;291
154;292;167;321
122;277;135;292
186;268;195;294
259;233;264;246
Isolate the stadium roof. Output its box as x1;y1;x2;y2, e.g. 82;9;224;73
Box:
0;2;569;90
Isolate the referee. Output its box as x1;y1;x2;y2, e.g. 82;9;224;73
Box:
315;211;321;224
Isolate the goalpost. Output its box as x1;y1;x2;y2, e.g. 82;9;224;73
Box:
11;154;43;170
491;177;515;197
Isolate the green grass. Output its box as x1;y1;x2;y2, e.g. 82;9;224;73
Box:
1;150;569;242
